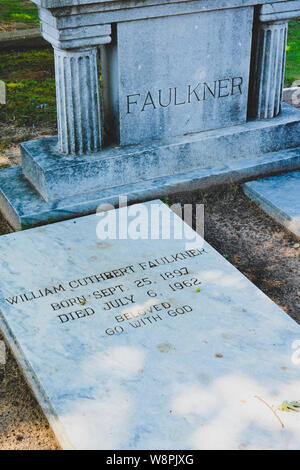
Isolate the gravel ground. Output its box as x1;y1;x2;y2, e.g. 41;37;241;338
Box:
0;125;55;168
0;185;299;450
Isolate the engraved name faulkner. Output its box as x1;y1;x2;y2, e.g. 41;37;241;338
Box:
126;76;243;114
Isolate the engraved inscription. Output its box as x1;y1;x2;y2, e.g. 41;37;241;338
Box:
126;77;243;114
4;247;207;335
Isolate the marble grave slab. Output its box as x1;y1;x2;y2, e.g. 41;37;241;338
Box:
0;201;300;450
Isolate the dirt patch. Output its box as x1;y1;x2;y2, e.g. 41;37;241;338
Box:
0;22;33;32
0;344;59;450
169;187;300;322
0;124;56;167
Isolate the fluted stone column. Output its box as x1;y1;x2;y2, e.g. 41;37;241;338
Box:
249;20;288;120
54;47;102;155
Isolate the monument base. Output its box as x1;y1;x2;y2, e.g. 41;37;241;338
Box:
1;104;300;230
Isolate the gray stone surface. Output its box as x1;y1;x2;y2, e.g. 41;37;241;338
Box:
32;0;300;155
260;0;300;21
1;147;299;230
243;171;300;237
31;0;298;13
35;1;300;48
54;47;102;154
41;22;111;49
103;8;253;145
20;104;300;202
249;21;288;119
283;87;300;107
1;201;300;450
0;0;297;230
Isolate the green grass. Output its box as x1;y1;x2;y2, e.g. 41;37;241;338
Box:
0;0;39;29
0;49;56;127
285;19;300;86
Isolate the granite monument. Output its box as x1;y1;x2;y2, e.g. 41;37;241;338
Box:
0;0;300;229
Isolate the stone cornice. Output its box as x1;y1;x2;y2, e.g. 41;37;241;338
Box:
34;0;300;48
34;0;300;33
41;20;112;48
260;0;300;22
32;0;298;14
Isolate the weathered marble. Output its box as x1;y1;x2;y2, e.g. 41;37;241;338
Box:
249;1;300;119
31;0;299;15
243;171;300;237
21;104;300;202
0;201;300;450
41;22;111;50
0;1;299;229
102;8;253;145
283;86;300;107
1;146;300;230
249;21;288;119
54;47;102;155
260;1;300;22
32;0;300;154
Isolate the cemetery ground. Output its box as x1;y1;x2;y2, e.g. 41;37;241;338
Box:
0;9;299;451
